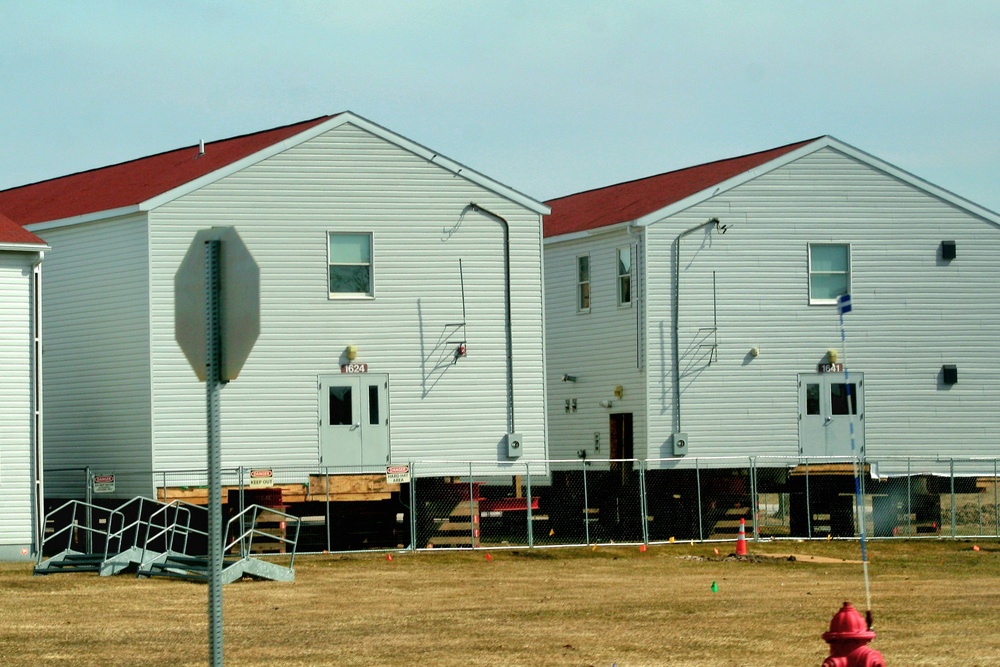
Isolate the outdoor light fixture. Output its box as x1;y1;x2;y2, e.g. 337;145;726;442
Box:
346;345;358;361
750;347;760;358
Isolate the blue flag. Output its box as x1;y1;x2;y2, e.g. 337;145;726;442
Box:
837;293;852;315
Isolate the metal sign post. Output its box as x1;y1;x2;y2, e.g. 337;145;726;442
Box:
205;239;224;667
175;227;260;667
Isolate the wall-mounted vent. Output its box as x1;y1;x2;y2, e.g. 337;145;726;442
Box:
941;240;956;261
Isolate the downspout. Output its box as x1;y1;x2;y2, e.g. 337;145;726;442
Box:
468;203;515;434
31;251;44;556
626;224;642;370
672;218;720;434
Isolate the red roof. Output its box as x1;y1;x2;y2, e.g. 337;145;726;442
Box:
543;138;819;237
0;212;45;245
0;115;335;227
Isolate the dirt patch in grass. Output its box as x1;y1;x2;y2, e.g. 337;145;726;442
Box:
1;539;998;666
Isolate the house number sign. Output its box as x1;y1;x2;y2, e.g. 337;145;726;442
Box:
341;363;369;374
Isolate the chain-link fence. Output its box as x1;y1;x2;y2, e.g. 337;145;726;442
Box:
41;456;1000;557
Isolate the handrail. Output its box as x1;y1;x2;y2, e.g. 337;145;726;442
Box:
37;500;127;565
138;500;204;571
224;504;301;570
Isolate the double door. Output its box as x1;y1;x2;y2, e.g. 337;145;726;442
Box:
798;372;865;458
319;374;389;468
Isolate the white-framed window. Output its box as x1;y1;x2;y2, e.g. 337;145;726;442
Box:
617;246;632;306
808;243;850;304
328;232;373;297
577;254;590;312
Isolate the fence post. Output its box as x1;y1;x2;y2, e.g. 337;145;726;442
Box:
582;458;590;546
950;458;956;538
324;466;332;553
469;462;477;549
750;457;759;542
85;466;93;553
805;459;812;539
408;462;417;552
639;459;649;547
525;461;534;549
906;458;912;537
695;458;703;542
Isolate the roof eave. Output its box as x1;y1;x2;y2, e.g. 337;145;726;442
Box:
25;205;144;233
0;242;50;252
544;218;637;245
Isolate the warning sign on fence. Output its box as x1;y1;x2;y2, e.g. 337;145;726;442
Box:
92;474;116;493
386;465;411;484
249;468;274;488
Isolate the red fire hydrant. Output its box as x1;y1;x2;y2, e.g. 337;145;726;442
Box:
821;602;886;667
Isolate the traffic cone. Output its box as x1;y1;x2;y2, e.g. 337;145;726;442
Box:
735;517;748;556
386;553;393;562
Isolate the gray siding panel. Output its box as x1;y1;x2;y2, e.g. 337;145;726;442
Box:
39;216;153;497
0;254;35;546
149;123;546;477
643;147;1000;464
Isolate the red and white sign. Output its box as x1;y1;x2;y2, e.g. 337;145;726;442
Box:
92;474;116;493
386;465;411;484
341;363;369;374
249;468;274;488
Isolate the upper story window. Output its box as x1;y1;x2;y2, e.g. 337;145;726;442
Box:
577;255;590;312
809;243;850;304
329;232;373;297
617;246;632;306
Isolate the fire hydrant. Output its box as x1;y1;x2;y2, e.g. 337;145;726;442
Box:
821;601;886;667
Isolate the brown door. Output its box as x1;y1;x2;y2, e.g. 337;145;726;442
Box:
609;413;634;482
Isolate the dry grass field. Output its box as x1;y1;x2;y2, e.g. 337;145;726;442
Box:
1;539;998;666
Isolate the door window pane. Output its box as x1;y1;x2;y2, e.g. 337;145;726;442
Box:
368;385;380;425
806;384;820;415
830;383;858;415
329;386;352;425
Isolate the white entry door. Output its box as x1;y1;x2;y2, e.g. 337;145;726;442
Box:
798;372;864;458
319;374;389;468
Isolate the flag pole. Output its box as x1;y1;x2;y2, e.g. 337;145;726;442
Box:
837;293;873;629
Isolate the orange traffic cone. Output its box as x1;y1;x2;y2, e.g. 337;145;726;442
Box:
735;517;748;556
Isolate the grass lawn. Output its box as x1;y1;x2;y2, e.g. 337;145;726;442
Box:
1;539;997;666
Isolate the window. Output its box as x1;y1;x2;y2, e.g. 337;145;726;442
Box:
329;386;353;425
329;233;373;296
830;383;858;415
577;255;590;312
617;247;632;305
809;243;850;303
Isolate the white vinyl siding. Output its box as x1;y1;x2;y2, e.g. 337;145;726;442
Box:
641;146;1000;466
544;230;645;464
148;122;547;478
0;252;37;551
38;215;154;498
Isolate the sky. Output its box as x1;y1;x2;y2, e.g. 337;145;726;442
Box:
2;1;998;213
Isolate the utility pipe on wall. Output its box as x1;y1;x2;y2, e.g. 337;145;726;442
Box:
468;203;516;435
672;217;722;435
